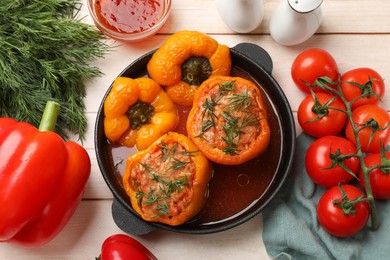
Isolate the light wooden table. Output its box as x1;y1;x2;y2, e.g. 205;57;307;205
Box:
1;0;389;259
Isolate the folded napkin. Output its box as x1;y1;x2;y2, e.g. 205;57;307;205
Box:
262;134;390;260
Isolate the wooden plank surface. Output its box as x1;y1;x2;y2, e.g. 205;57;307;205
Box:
1;0;389;259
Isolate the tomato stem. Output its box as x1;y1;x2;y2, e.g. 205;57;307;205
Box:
343;88;379;230
39;101;60;132
312;75;380;231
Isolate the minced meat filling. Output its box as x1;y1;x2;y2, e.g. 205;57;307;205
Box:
130;140;196;219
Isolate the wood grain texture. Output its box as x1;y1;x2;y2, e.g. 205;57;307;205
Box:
1;0;389;259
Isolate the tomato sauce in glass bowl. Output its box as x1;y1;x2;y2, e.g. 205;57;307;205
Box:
88;0;171;42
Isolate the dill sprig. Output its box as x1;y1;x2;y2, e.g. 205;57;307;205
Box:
221;111;241;155
0;0;111;140
170;158;190;171
225;90;253;111
161;140;177;162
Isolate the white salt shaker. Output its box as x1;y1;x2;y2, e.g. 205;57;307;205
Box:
216;0;264;33
269;0;323;46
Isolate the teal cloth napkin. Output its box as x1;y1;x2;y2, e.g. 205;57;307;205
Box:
262;133;390;260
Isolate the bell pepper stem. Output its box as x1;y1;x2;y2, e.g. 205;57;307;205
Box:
39;101;60;132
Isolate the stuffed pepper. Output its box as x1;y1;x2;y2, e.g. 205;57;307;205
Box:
123;132;212;226
187;76;271;165
104;77;178;150
147;30;232;106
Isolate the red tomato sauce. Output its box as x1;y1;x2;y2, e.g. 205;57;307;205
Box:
95;0;164;33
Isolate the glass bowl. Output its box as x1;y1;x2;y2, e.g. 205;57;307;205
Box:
87;0;171;42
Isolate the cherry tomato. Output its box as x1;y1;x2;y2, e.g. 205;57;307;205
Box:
298;93;347;137
99;234;157;260
359;152;390;199
291;48;339;93
345;104;390;153
341;68;385;110
305;136;360;188
317;184;369;237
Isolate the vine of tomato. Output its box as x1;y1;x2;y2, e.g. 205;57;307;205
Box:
317;185;370;238
359;152;390;199
341;68;385;110
298;93;347;137
305;136;360;188
345;104;390;153
291;48;339;93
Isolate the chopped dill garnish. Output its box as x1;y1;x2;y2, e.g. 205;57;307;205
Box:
197;96;218;137
155;201;170;217
139;162;152;172
218;80;235;95
161;140;177;162
241;113;261;128
170;158;190;171
225;90;252;111
174;175;189;193
201;95;218;120
142;191;158;205
200;119;215;134
136;189;144;204
152;173;162;182
222;112;241;139
221;112;242;154
222;140;240;155
178;150;199;157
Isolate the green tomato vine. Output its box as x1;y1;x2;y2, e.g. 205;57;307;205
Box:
308;75;389;231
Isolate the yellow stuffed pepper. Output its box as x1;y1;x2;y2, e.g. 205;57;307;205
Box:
147;30;232;106
104;77;178;150
123;132;212;226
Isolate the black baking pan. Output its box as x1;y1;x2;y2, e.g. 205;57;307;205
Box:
95;43;296;235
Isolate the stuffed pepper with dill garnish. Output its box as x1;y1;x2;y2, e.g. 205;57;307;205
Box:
122;132;212;226
187;76;271;165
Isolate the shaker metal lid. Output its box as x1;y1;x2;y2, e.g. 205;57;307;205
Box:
288;0;323;13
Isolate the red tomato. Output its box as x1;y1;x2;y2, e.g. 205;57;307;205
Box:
291;48;339;93
341;68;385;110
298;93;347;137
359;152;390;199
305;136;360;188
345;104;390;153
317;184;369;237
99;234;157;260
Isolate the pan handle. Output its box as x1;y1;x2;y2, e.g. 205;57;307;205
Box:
111;198;156;235
232;43;273;74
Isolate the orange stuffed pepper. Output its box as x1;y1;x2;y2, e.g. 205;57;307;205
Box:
147;30;231;106
123;132;212;226
104;77;178;150
187;76;271;165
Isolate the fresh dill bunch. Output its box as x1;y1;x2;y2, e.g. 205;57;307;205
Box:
0;0;111;140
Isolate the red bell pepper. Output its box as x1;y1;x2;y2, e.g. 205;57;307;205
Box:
0;101;90;247
98;234;157;260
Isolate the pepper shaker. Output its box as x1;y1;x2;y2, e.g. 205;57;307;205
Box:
216;0;264;33
269;0;323;46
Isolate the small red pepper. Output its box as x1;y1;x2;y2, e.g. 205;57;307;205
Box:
98;234;157;260
0;101;91;247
